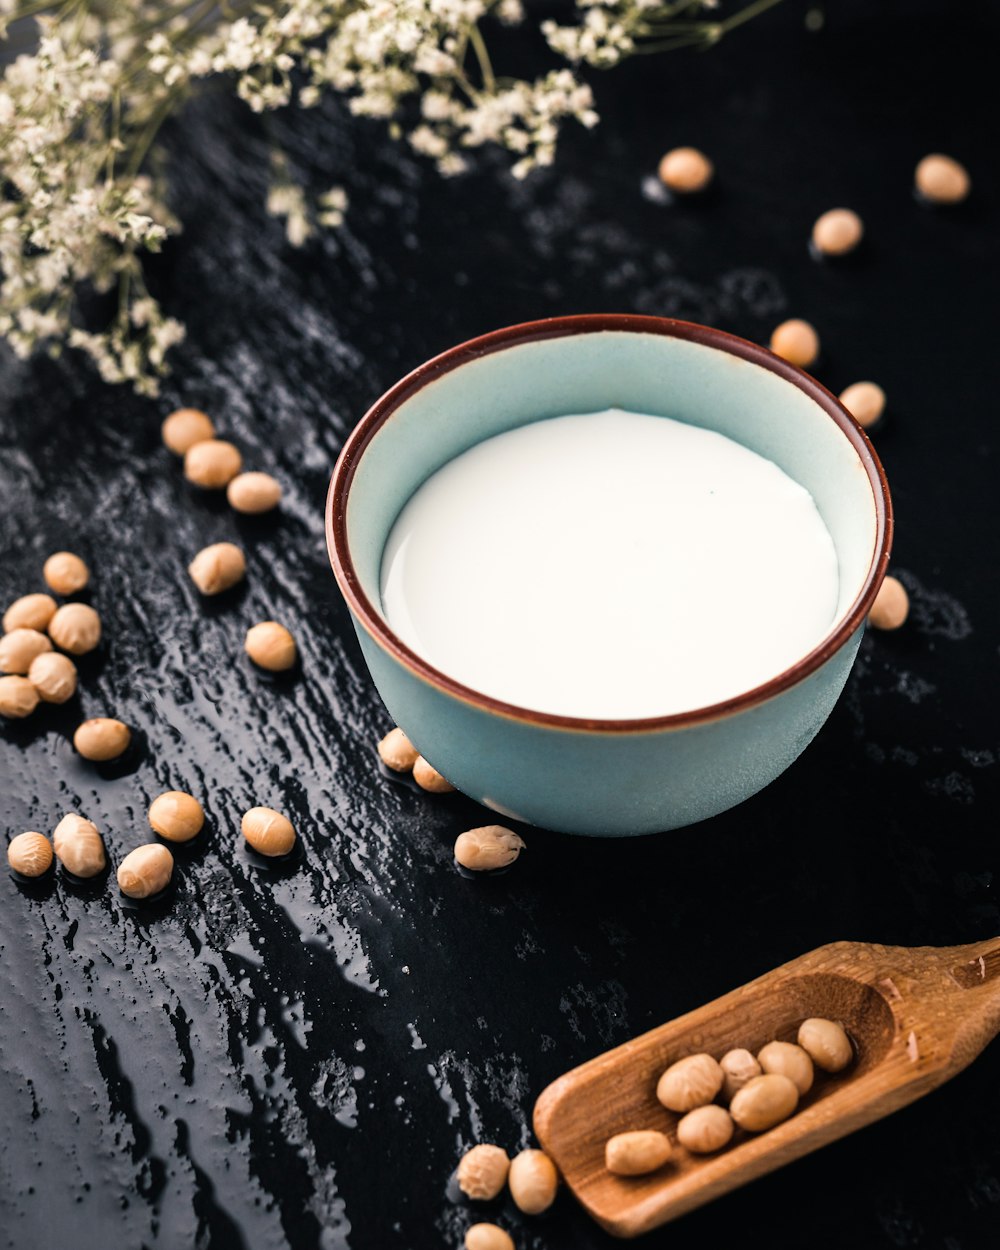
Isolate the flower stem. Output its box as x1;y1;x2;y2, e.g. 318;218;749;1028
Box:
717;0;787;35
125;88;184;178
468;22;496;92
636;0;787;55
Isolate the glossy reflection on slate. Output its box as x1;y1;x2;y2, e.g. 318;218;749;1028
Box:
2;3;1000;1249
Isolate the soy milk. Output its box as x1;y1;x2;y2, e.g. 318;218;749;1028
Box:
380;409;839;719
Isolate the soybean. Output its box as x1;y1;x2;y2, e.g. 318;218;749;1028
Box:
869;575;909;630
117;843;174;899
839;381;886;430
604;1130;672;1176
52;813;107;878
454;826;525;872
719;1047;762;1101
7;831;54;877
149;791;205;843
227;471;282;514
465;1226;514;1250
43;551;89;595
729;1073;799;1132
0;628;52;674
73;717;132;762
245;621;296;671
769;319;820;368
812;208;863;256
184;438;243;488
508;1149;558;1215
28;651;78;704
915;153;970;205
48;603;101;655
377;727;419;773
162;407;215;454
242;806;296;857
757;1040;814;1095
188;542;246;596
656;1053;724;1113
412;755;455;793
3;593;56;634
456;1144;510;1200
676;1105;735;1154
0;675;39;718
658;147;713;194
798;1017;853;1073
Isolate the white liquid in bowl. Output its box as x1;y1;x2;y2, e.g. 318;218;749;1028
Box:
379;409;840;719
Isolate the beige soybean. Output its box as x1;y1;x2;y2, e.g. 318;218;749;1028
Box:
227;471;282;514
0;628;52;674
74;717;132;762
184;438;243;488
0;675;39;718
242;806;296;857
839;381;886;430
604;1130;672;1176
465;1226;514;1250
188;542;246;596
454;826;525;872
52;813;107;878
162;407;215;454
28;651;78;704
658;146;713;194
149;791;205;843
757;1041;814;1095
869;575;909;630
915;153;970;205
43;551;90;595
377;727;419;773
656;1052;724;1113
456;1144;510;1200
48;602;101;655
719;1047;762;1101
508;1149;558;1215
769;319;820;368
7;831;54;877
245;621;297;671
729;1073;799;1132
812;207;864;256
412;755;455;793
3;593;57;634
676;1104;735;1154
117;843;174;899
798;1017;853;1073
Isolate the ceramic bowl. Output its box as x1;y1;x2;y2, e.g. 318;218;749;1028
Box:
326;315;892;836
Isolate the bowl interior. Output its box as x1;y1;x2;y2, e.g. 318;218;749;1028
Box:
345;327;880;652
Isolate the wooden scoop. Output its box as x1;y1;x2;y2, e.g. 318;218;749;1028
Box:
533;937;1000;1238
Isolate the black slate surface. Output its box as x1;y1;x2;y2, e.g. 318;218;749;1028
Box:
2;3;1000;1248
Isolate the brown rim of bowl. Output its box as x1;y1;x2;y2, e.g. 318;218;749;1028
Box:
326;313;893;735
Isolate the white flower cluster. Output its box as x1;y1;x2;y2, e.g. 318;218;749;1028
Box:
268;154;349;244
544;0;719;69
0;17;183;393
0;0;744;392
151;0;599;180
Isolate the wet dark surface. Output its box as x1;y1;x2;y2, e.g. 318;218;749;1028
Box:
2;3;1000;1248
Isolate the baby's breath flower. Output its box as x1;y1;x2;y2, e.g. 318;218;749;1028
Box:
1;0;766;391
317;186;349;227
267;178;313;246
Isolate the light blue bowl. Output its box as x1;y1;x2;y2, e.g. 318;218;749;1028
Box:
326;315;892;835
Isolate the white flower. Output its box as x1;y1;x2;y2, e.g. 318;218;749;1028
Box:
319;186;348;212
0;0;686;392
408;124;449;158
497;0;524;25
414;46;457;75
